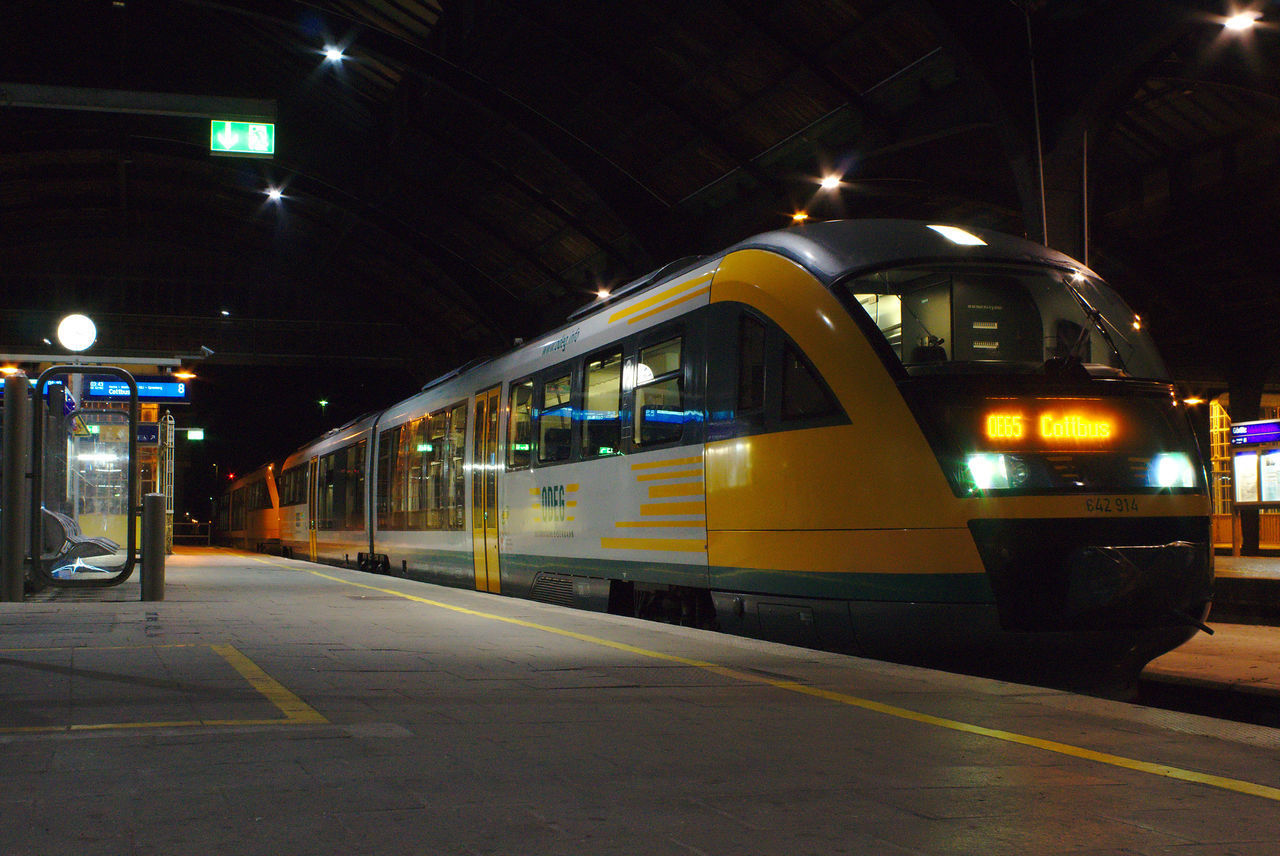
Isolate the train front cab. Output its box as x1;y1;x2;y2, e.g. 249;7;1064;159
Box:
699;227;1212;676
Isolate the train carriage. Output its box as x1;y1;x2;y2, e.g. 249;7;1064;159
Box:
231;220;1214;682
220;466;280;552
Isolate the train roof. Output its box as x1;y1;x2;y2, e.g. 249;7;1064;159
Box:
265;219;1097;468
724;219;1093;288
579;219;1093;324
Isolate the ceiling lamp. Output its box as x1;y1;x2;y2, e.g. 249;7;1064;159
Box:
1224;10;1261;30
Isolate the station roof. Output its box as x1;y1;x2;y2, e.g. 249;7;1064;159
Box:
2;1;1278;475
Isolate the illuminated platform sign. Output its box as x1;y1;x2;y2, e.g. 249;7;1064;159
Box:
1230;419;1280;446
84;376;190;403
210;120;275;157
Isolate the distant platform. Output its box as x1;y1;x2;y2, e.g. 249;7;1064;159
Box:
1212;555;1280;625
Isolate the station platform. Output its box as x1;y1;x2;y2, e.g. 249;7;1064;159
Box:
3;549;1280;855
1211;554;1280;624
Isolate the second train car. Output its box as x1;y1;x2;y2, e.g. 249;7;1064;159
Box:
228;220;1214;681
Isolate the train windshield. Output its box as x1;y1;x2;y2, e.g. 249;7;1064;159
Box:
837;265;1168;380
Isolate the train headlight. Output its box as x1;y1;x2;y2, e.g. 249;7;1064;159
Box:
965;453;1030;491
1149;452;1195;488
966;454;1009;490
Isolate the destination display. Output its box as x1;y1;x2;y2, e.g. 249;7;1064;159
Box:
84;376;189;403
980;399;1121;448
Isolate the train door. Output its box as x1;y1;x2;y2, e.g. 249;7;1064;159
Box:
307;455;319;562
471;386;501;593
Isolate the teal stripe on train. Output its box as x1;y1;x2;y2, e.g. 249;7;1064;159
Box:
500;553;995;604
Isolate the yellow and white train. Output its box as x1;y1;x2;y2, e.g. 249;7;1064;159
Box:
221;220;1213;680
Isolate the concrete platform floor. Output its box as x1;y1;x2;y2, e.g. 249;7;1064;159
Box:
3;547;1280;855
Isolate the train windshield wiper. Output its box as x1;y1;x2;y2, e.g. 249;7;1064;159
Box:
1063;276;1127;371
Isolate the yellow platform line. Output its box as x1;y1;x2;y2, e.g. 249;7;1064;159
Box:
212;644;327;724
288;561;1280;805
0;642;326;733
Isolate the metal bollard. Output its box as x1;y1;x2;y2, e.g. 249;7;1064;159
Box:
2;374;30;602
141;492;166;601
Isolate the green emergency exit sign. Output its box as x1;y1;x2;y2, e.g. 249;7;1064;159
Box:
210;120;275;157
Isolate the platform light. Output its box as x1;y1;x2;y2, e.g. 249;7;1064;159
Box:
324;45;345;62
927;225;987;246
0;365;20;376
820;174;841;191
266;186;283;202
56;313;97;352
792;211;809;223
220;309;231;317
1224;10;1261;30
173;371;197;380
1183;397;1205;406
596;288;609;300
1132;314;1142;331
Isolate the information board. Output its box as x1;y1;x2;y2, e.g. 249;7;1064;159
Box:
83;376;189;403
1230;419;1280;446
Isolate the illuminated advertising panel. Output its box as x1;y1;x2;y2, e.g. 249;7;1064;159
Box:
1262;450;1280;503
1235;452;1260;504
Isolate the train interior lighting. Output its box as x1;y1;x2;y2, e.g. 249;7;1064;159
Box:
840;265;1167;379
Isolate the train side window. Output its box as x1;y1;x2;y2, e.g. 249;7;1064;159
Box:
442;403;467;530
738;314;766;415
635;336;684;446
317;441;367;531
538;372;573;463
582;350;622;457
378;425;402;529
781;344;840;421
347;440;367;530
507;378;533;469
404;417;431;530
230;486;246;530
